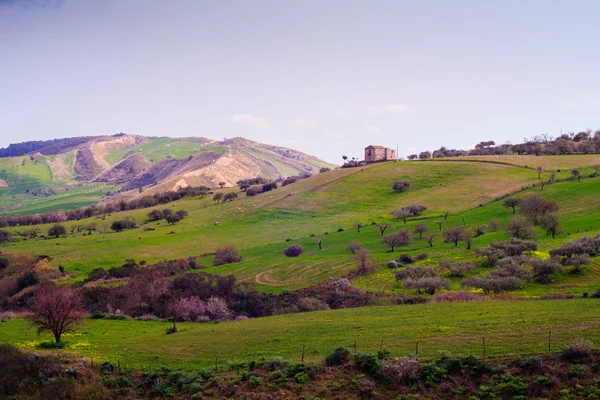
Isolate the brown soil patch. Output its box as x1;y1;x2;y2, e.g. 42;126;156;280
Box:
0;178;8;187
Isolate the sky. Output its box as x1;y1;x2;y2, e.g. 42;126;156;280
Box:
1;0;599;163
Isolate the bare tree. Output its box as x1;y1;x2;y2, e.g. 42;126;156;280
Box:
536;166;543;179
414;223;428;239
443;226;466;248
505;216;536;240
353;222;365;233
434;221;443;231
519;194;559;225
373;223;394;237
391;208;410;224
571;168;581;182
540;212;561;238
381;228;411;252
28;285;84;343
425;234;435;247
441;211;449;221
489;219;500;232
346;240;363;254
314;237;323;250
503;198;521;214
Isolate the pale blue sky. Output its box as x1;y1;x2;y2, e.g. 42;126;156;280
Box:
1;0;599;163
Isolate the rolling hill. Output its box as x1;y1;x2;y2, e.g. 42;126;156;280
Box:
0;134;335;214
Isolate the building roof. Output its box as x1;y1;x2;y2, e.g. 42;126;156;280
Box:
365;145;387;149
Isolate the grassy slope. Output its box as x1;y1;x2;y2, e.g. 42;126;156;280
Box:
3;299;600;369
104;138;227;165
5;160;600;294
449;154;600;170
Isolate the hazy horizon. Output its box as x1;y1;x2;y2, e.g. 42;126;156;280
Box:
1;0;599;163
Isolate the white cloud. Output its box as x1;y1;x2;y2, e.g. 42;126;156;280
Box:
366;104;411;115
333;109;349;117
231;114;267;127
291;118;314;125
364;125;381;133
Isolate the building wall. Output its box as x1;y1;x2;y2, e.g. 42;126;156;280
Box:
365;147;396;161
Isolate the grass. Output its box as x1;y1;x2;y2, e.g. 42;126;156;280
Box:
2;299;600;369
4;160;600;295
450;154;600;170
104;138;227;165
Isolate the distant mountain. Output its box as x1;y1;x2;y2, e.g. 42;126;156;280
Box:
0;134;336;214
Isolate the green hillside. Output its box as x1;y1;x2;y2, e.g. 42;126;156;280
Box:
104;137;227;165
3;157;600;296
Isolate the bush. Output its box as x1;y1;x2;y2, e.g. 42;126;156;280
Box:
107;313;128;320
0;257;9;269
319;167;331;173
392;180;411;192
461;275;521;294
559;338;594;362
326;347;350;366
383;358;419;387
111;219;136;232
284;244;303;257
91;311;105;319
399;254;414;264
297;297;330;312
0;230;12;244
403;277;451;295
212;245;242;266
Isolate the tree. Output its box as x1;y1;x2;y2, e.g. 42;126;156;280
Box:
391;208;410;224
566;254;591;274
503;198;521;214
212;192;224;204
425;234;435;247
83;223;97;234
443;226;466;247
284;244;303;257
403;277;450;295
346;240;363;254
218;181;226;189
461;276;521;294
540;212;561;238
395;265;437;280
373;223;394;237
355;248;375;275
381;229;411;252
439;259;475;277
441;211;449;221
28;285;84;343
414;223;428;239
223;192;238;202
473;224;487;237
313;237;323;250
176;210;188;219
536;166;543;179
48;224;66;238
353;222;365;233
434;221;443;231
519;194;559;225
212;245;242;266
530;257;562;283
505;216;536;240
148;210;164;221
0;229;12;243
166;214;181;224
392;180;411;192
571;168;581;182
489;219;500;232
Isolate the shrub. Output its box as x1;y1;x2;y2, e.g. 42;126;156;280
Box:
430;292;482;303
392;180;411;192
0;230;12;244
297;297;330;312
147;209;164;221
326;347;350;366
530;257;563;283
395;266;437;281
399;254;414;264
439;259;475;277
0;257;9;269
212;245;242;266
91;311;105;319
284;244;303;257
319;167;331;173
354;352;381;375
559;338;594;362
245;186;263;196
382;358;419;387
111;219;136;232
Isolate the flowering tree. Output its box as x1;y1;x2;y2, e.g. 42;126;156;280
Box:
28;285;84;343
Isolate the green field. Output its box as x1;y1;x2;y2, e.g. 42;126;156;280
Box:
104;137;227;165
2;299;599;369
3;159;600;295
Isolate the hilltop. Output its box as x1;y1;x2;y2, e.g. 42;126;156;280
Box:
0;134;335;214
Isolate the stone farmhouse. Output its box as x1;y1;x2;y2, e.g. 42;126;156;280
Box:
364;145;396;162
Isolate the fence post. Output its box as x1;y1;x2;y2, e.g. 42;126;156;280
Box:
215;356;219;372
301;345;306;362
416;341;419;358
482;337;486;358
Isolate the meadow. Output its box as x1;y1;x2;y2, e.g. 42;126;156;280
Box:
2;299;599;370
3;158;600;296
